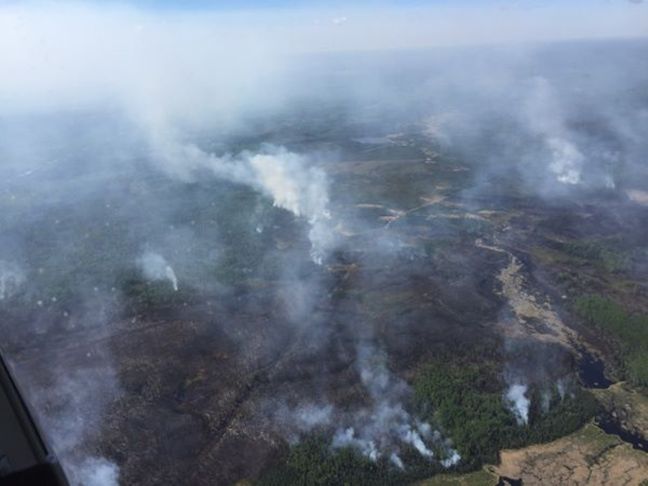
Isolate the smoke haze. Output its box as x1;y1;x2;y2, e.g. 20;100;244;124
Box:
0;1;647;485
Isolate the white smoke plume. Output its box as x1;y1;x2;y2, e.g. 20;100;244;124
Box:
272;402;334;443
248;151;333;264
524;77;584;186
505;383;530;425
19;363;121;486
332;427;380;461
441;450;462;468
540;377;571;414
390;452;405;469
557;378;567;400
71;457;120;486
151;139;334;264
136;251;178;291
0;260;25;301
294;403;334;430
330;343;460;469
272;343;460;469
546;137;584;185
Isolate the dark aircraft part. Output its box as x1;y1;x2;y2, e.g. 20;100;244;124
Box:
0;352;69;486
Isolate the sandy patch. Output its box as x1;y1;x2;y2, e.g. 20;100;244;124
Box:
475;239;576;348
495;423;648;486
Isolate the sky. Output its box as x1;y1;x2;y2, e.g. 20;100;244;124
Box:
2;0;639;9
0;0;648;54
0;0;646;115
1;1;646;52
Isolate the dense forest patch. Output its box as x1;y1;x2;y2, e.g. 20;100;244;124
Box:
575;295;648;388
413;360;599;470
258;356;598;485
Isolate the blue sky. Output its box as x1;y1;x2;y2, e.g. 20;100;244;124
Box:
0;0;645;56
124;0;619;7
141;0;492;7
127;0;592;5
121;0;593;9
0;0;608;10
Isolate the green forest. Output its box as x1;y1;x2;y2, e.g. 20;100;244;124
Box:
414;360;598;469
575;295;648;387
259;357;598;485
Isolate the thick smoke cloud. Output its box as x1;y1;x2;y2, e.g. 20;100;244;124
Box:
150;139;334;263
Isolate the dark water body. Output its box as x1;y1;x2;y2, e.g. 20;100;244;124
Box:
574;348;648;452
577;347;613;389
497;476;523;486
597;417;648;453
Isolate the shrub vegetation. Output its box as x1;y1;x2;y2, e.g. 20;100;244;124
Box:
574;295;648;387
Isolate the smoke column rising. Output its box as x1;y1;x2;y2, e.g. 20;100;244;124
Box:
151;139;335;264
505;383;530;426
137;251;179;291
329;343;460;469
